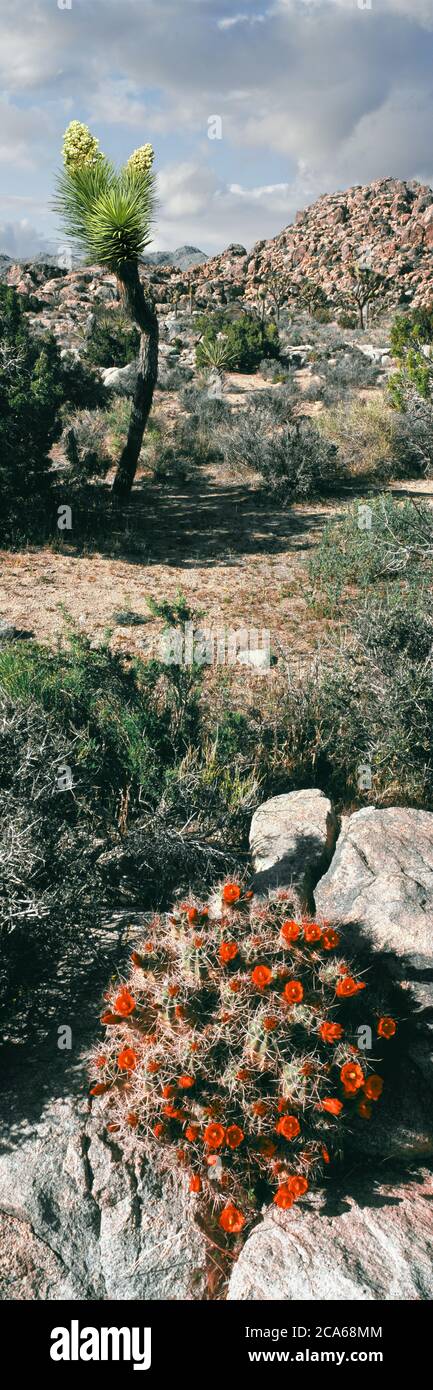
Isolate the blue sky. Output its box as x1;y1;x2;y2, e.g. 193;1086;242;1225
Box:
1;0;433;259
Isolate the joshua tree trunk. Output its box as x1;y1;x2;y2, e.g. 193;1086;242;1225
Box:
112;263;158;500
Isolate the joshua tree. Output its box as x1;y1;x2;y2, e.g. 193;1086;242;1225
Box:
55;121;158;500
263;270;290;323
340;263;385;329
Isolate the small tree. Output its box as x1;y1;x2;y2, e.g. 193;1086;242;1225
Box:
296;279;329;318
340;264;385;329
263;271;291;323
55;121;158;499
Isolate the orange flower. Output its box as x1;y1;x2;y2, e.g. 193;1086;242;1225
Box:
95;1055;107;1068
226;1125;244;1149
131;950;144;967
322;1145;331;1164
163;1105;185;1120
364;1074;383;1101
377;1016;397;1039
253;1101;268;1117
203;1122;225;1149
336;976;366;998
178;1075;195;1089
147;1060;160;1074
263;1015;278;1032
101;1011;121;1025
236;1068;250;1082
273;1184;295;1210
340;1061;364;1094
275;1114;301;1141
319;1021;344;1044
281;920;300;944
219;941;238;965
126;1112;139;1128
194;937;203;948
322;928;340;950
117;1047;138;1072
162;1084;175;1098
319;1098;343;1115
284;980;303;1004
175;1004;187;1020
229;979;241;993
90;1082;109;1096
190;1174;202;1193
219;1203;245;1233
113;987;135;1016
251;964;272;989
303;922;322;943
185;1124;199;1142
168;984;179;997
287;1174;309;1199
222;883;242;905
358;1099;372;1120
153;1123;164;1138
187;907;199;924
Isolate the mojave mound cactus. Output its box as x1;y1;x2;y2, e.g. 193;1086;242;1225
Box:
89;883;397;1235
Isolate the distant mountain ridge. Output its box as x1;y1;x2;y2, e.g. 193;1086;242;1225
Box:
141;245;207;269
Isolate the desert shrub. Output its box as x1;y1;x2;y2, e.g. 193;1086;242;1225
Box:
390;306;433;360
181;385;232;427
387;389;433;476
85;308;140;368
61;410;112;481
89;884;397;1232
221;403;340;499
309;494;433;608
319;350;381;405
317;396;402;479
158;364;194;392
196;311;279;374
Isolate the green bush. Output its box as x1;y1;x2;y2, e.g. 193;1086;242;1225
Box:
309;494;433;610
220;396;340;499
390;307;433;360
85;308;140;368
196;311;280;374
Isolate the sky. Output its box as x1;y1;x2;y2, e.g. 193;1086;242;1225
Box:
1;0;433;260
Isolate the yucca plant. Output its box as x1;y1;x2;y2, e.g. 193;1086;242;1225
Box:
55;122;159;499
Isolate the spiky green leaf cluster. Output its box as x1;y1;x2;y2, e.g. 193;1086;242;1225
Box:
55;124;156;270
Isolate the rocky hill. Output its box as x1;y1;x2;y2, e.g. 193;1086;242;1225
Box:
2;179;433;352
187;177;433;312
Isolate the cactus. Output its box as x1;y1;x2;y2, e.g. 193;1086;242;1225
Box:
89;884;397;1235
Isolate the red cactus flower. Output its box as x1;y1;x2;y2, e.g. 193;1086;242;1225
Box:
377;1016;396;1039
153;1123;164;1138
229;979;241;993
236;1068;250;1082
336;976;366;997
253;1100;268;1117
101;1011;122;1025
226;1124;245;1149
364;1074;383;1101
162;1084;175;1098
263;1015;278;1031
219;1204;245;1233
321;928;340;950
187;907;199;924
190;1174;202;1193
95;1055;107;1068
222;883;242;905
358;1099;372;1119
303;922;322;943
340;1061;364;1094
275;1114;301;1140
322;1146;331;1164
219;941;238;965
273;1183;295;1210
117;1047;138;1072
185;1124;200;1142
147;1060;160;1073
90;1082;109;1096
281;920;300;943
204;1122;225;1149
113;988;135;1016
319;1021;344;1043
283;980;303;1004
178;1075;195;1089
168;984;180;997
319;1098;343;1115
287;1174;309;1199
126;1112;139;1127
251;964;272;988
